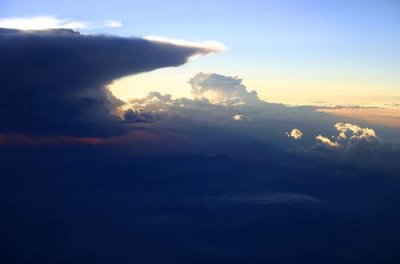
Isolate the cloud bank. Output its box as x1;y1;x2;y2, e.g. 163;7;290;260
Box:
0;28;220;136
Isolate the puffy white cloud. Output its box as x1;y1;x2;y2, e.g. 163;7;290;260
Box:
189;73;260;105
313;123;378;150
305;123;399;166
286;129;303;140
315;134;341;148
0;16;122;30
232;114;253;122
233;115;244;121
334;123;378;142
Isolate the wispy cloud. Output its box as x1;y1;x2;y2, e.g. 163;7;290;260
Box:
0;16;122;30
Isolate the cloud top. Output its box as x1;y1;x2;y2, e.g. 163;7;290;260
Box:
144;35;226;55
0;29;218;136
189;73;260;105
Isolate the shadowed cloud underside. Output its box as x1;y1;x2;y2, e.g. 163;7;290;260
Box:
0;28;220;136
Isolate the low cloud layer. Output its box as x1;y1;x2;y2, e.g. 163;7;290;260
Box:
0;28;220;136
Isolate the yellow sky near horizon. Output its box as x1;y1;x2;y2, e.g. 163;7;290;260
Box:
318;108;400;128
109;68;400;109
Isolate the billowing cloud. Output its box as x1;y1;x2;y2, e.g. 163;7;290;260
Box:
314;122;378;150
305;123;400;167
334;123;378;141
189;73;260;105
0;16;122;30
0;28;220;136
286;129;303;140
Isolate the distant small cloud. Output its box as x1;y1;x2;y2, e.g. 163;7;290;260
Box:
0;16;122;30
286;129;303;140
233;115;244;121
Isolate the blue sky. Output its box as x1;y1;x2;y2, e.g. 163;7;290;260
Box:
1;0;399;103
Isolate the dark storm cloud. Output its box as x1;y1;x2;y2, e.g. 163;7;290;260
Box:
0;28;216;136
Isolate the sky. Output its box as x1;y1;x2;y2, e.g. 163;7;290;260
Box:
1;2;400;263
1;0;399;105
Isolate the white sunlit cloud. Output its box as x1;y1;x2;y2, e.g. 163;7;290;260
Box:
286;129;303;140
0;16;122;30
315;134;341;148
314;123;379;149
144;35;227;56
334;123;377;141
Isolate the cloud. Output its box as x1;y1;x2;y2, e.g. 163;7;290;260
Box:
334;123;377;141
313;123;378;150
0;16;122;30
123;108;159;123
144;35;226;55
286;129;303;140
0;28;220;136
233;115;244;121
315;134;341;148
305;123;400;167
118;73;334;153
189;73;260;105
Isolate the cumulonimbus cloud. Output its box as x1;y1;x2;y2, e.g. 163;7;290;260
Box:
0;28;223;136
